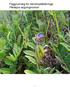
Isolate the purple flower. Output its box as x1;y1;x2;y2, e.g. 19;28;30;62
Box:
35;33;45;44
36;33;44;39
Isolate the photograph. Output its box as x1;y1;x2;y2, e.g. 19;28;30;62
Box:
0;11;70;74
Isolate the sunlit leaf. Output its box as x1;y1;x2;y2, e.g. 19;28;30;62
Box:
24;70;35;74
25;55;36;64
24;50;35;57
7;54;16;62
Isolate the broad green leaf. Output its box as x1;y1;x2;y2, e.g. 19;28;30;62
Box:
4;58;14;66
24;50;35;57
0;68;11;74
25;55;36;64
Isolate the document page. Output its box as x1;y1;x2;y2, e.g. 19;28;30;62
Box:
0;0;70;87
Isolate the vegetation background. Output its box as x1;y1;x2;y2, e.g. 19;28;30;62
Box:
0;11;70;74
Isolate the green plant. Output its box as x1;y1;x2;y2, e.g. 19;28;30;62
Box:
0;11;69;74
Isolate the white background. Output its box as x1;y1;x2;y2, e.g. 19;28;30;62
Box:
0;0;70;10
0;75;70;87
